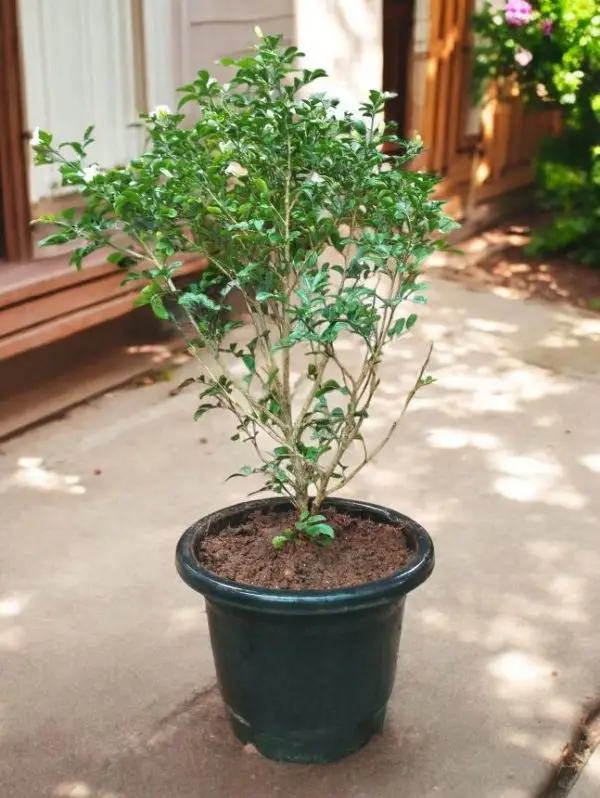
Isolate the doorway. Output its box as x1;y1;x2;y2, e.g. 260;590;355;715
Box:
382;0;415;138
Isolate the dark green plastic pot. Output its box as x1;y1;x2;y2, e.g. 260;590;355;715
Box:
175;496;434;763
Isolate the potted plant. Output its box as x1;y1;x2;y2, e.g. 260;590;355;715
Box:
32;32;458;763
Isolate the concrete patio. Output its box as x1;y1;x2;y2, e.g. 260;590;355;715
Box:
1;277;599;798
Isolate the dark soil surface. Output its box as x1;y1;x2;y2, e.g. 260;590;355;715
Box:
435;218;600;313
197;508;412;590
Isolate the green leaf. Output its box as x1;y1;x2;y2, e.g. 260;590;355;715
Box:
241;465;256;476
438;215;460;233
69;244;97;271
194;402;219;420
133;284;156;308
388;318;405;338
314;379;343;398
252;178;269;195
255;290;278;302
406;313;418;330
307;523;335;539
150;294;170;320
171;377;196;395
37;232;73;247
120;270;144;286
59;141;85;157
271;535;289;548
179;292;220;312
107;251;127;265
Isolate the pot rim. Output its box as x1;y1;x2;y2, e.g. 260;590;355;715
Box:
175;496;435;613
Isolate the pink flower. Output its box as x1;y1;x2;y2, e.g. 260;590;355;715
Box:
541;19;553;36
505;0;533;27
514;48;533;67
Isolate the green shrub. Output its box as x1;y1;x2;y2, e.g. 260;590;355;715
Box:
473;1;600;266
31;33;456;542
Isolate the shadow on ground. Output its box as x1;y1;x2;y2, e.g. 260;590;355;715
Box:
1;279;599;798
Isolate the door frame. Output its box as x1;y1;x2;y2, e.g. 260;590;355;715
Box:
382;0;416;138
0;0;31;262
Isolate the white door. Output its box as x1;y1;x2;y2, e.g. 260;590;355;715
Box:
20;0;142;204
175;0;295;88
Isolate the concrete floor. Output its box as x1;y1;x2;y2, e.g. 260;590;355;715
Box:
1;277;599;798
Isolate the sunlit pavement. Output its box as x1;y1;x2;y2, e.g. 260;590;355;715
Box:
1;277;599;798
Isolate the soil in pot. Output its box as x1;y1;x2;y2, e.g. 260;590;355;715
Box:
197;507;411;590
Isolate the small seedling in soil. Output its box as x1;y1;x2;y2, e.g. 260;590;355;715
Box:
272;511;334;548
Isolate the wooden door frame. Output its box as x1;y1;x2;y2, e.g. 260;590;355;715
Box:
382;0;416;138
0;0;32;262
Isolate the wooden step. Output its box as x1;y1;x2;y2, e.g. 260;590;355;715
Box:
0;254;207;361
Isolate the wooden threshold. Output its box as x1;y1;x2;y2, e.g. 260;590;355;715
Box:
0;251;208;309
0;252;207;361
0;337;188;442
0;252;115;309
0;292;138;360
0;270;127;337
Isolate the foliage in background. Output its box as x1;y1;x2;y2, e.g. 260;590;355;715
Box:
31;33;457;544
473;1;600;266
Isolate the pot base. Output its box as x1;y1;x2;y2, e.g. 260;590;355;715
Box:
227;704;387;763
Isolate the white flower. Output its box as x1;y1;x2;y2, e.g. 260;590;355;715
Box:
514;48;533;67
31;126;41;147
224;161;248;178
218;141;235;154
150;104;171;121
81;164;100;183
308;172;324;184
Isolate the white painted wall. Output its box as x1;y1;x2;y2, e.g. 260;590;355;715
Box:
20;0;142;203
295;0;383;114
412;0;430;135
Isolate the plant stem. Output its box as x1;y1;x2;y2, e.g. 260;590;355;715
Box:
317;342;433;504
